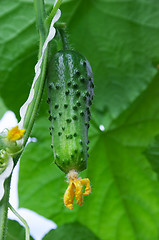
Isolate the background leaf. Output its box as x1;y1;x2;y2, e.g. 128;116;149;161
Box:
0;97;7;119
1;0;159;240
0;0;38;119
7;219;34;240
145;135;159;179
42;222;100;240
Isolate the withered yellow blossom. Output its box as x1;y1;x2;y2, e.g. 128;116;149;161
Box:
7;126;25;141
64;170;91;210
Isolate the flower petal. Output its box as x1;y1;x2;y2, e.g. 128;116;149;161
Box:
74;179;83;206
80;178;91;196
0;156;14;201
64;181;75;210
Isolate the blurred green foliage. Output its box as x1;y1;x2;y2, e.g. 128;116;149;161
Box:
1;0;159;239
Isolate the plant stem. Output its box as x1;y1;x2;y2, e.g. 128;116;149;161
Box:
45;0;63;27
22;51;48;146
8;204;30;240
34;0;47;44
0;177;11;240
58;27;70;50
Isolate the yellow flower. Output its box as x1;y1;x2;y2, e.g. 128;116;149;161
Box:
64;170;91;210
7;126;25;141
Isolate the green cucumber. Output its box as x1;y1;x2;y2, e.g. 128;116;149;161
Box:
47;50;94;173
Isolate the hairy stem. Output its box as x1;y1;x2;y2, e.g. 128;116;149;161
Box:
0;177;11;240
58;27;70;50
9;204;30;240
45;0;63;27
22;52;48;146
34;0;47;45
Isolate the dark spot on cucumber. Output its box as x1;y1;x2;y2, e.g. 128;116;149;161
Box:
86;91;90;97
86;107;90;113
80;77;85;83
55;104;59;109
59;112;62;116
62;126;65;131
91;82;94;88
74;133;77;137
49;83;54;89
80;140;83;145
58;132;62;136
53;116;57;120
56;84;60;90
80;111;84;116
83;61;86;66
64;104;68;109
71;154;74;158
56;154;60;159
75;70;80;76
77;101;81;107
76;90;81;97
66;118;72;123
65;90;70;95
73;115;78;120
67;81;71;86
83;95;87;101
74;149;78;153
85;122;90;128
66;134;73;139
80;158;84;163
51;144;53;149
73;106;78;111
48;115;53;121
73;83;78;89
47;98;51;104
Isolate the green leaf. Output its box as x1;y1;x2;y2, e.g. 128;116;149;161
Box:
7;219;34;240
42;222;100;240
0;97;7;119
1;0;159;239
60;0;159;128
0;0;38;120
145;135;159;179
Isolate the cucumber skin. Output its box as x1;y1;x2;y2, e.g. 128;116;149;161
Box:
47;50;94;173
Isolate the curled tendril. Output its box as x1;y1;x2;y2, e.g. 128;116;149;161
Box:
64;170;91;210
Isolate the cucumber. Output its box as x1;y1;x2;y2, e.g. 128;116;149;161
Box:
47;50;94;173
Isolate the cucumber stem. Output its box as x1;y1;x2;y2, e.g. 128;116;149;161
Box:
0;177;11;240
58;28;70;50
45;0;63;27
8;203;30;240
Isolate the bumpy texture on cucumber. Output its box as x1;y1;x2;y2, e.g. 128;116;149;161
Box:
47;50;94;173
